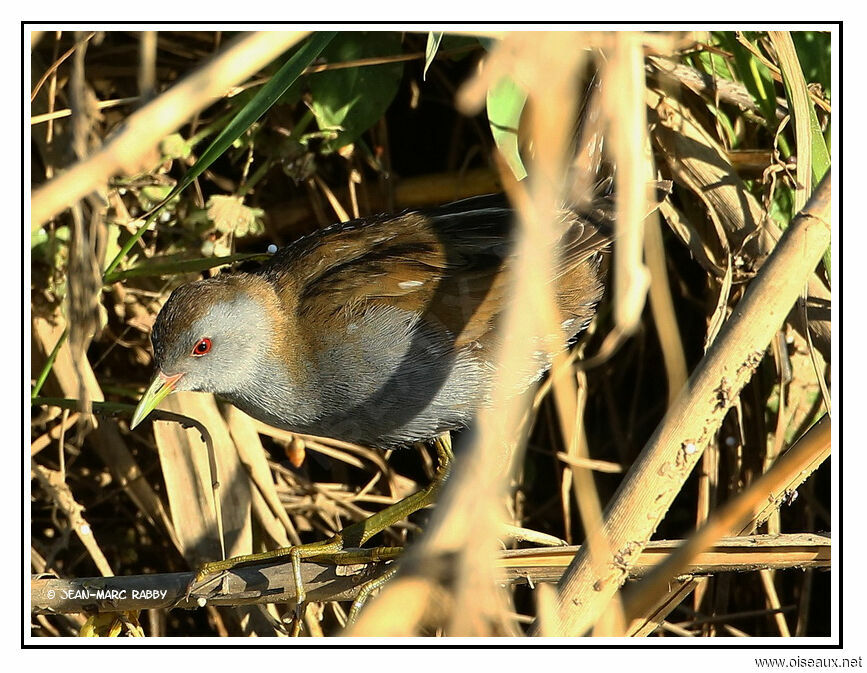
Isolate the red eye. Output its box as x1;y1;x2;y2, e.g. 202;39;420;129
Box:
191;338;212;356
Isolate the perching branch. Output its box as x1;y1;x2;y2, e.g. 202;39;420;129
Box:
32;559;390;615
32;533;829;615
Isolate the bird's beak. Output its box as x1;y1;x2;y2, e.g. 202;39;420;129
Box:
131;371;184;429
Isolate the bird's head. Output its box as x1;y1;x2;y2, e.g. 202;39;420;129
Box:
131;275;278;428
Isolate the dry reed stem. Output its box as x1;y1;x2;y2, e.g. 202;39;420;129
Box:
644;210;688;407
647;55;780;119
31;97;145;125
252;421;386;471
152;392;253;566
626;342;830;630
31;461;114;577
30;411;80;456
605;32;654;334
32;314;181;551
759;568;791;637
501;533;830;584
138;31;157;102
657;198;724;278
557;452;623;474
30;32;94;103
32;532;830;615
649;88;765;256
349;31;587;637
550;360;622;634
224;406;299;547
31;31;308;229
623;413;831;629
540;171;831;636
648;87;831;361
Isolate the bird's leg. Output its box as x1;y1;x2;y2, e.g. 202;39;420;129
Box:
339;434;455;624
188;434;454;629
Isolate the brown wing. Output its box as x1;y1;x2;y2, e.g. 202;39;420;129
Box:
554;200;612;332
269;198;513;349
262;195;608;350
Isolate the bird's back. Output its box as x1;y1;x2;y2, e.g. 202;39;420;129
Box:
237;195;609;446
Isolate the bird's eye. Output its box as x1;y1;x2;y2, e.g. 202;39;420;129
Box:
191;338;212;356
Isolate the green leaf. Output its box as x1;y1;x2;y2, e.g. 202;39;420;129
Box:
424;32;443;80
102;252;271;284
176;31;336;198
717;33;778;132
808;116;831;188
309;32;404;153
692;45;736;81
772;33;831;191
139;184;174;206
103;32;336;280
707;103;737;148
768;185;794;229
791;32;832;97
487;75;528;181
770;30;831;281
102;218;121;272
31;227;49;249
160;132;192;160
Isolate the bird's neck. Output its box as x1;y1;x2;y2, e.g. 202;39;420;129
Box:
219;275;325;432
221;367;323;433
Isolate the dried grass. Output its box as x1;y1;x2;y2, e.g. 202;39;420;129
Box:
30;28;833;638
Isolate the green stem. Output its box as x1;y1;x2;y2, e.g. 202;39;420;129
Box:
103;208;161;281
238;160;273;197
31;329;68;399
187;109;237;148
32;396;135;415
103;251;270;284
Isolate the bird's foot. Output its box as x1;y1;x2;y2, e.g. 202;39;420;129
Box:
184;536;344;605
184;536;402;634
347;565;400;625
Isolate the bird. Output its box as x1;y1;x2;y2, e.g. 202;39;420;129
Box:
131;193;610;443
130;192;611;624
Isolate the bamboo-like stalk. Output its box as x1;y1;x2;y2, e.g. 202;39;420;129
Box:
606;32;653;334
624;413;831;628
538;172;831;636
